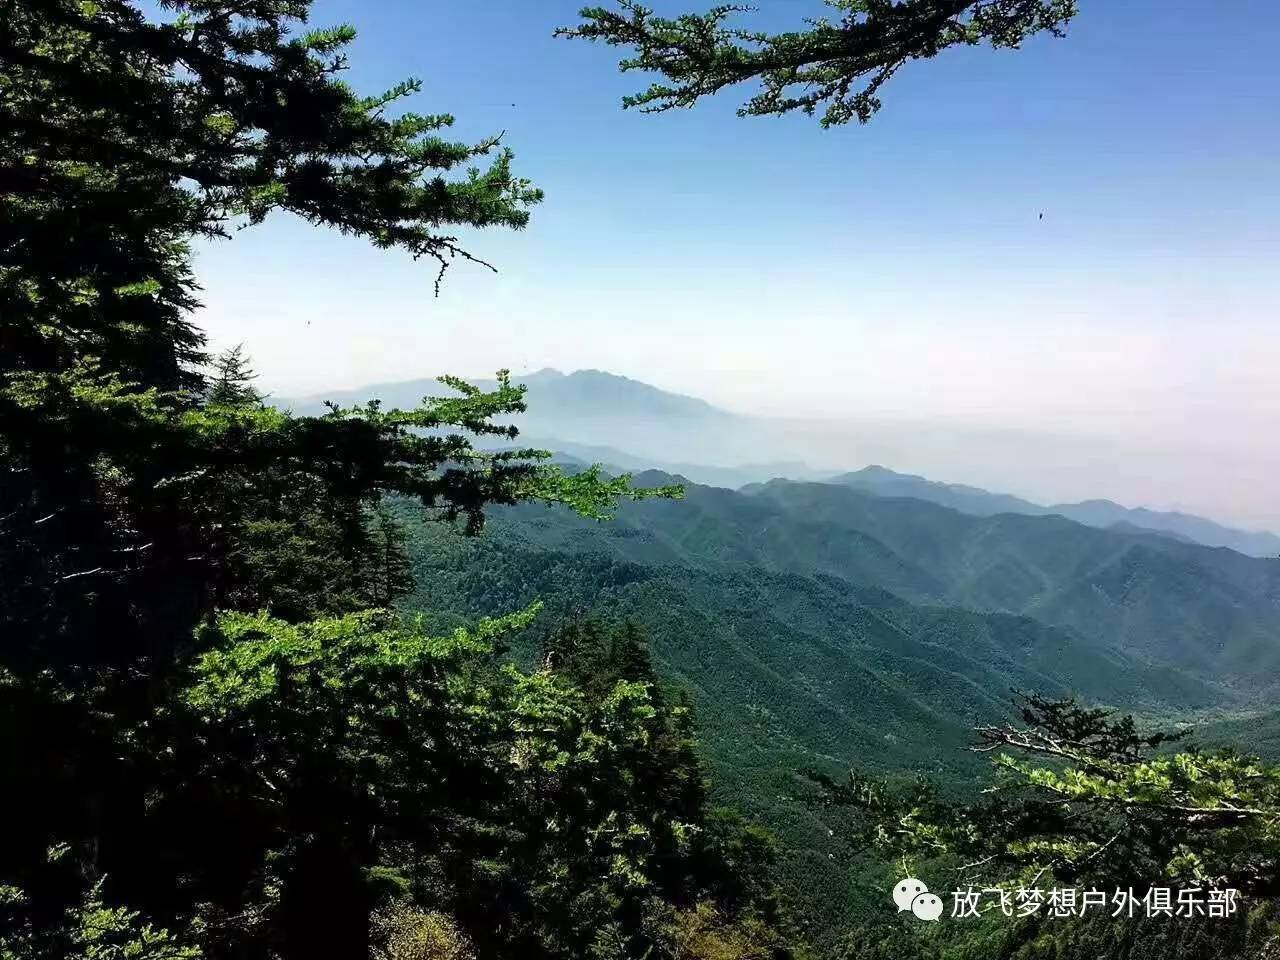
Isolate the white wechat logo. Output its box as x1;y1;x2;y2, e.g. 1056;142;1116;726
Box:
892;877;944;922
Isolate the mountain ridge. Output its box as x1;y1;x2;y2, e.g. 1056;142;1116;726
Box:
284;367;735;422
396;469;1270;933
836;464;1280;558
280;368;1280;556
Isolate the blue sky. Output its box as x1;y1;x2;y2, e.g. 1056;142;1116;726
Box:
193;1;1280;528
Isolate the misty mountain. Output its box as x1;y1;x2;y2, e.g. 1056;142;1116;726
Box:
1051;499;1280;557
286;367;731;424
523;436;830;490
833;464;1049;517
283;368;792;479
283;368;1280;556
344;368;1280;931
1106;520;1197;543
836;465;1280;558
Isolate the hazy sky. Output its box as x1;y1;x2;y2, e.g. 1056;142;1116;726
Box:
193;1;1280;530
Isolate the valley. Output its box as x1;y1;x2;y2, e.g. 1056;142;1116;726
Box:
390;433;1280;936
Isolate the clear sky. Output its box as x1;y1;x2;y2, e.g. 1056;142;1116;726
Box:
193;1;1280;530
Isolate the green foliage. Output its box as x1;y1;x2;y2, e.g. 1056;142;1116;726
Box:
169;608;798;958
2;3;704;959
803;696;1280;959
559;1;1077;126
824;694;1280;895
0;849;198;960
393;473;1280;948
3;0;581;675
665;900;798;959
371;905;476;960
5;0;540;374
1;355;663;668
832;909;1278;960
3;596;793;959
204;346;262;408
363;504;418;608
544;619;660;698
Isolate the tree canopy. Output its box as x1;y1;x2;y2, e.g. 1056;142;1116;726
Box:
2;0;676;671
559;0;1077;126
822;694;1280;897
2;4;797;960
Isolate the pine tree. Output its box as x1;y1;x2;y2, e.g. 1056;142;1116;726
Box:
560;1;1077;127
614;621;659;689
363;503;416;608
205;345;262;407
1;5;677;959
824;694;1280;896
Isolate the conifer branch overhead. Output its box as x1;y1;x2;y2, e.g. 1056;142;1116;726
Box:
558;0;1077;126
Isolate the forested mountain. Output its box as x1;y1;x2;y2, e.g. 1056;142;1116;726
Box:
394;469;1277;939
437;470;1279;690
281;365;1280;950
833;465;1051;517
742;480;1280;683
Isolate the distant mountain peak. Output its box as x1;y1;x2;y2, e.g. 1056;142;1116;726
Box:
835;466;1279;558
507;368;727;420
854;464;909;479
279;370;1277;556
286;367;729;420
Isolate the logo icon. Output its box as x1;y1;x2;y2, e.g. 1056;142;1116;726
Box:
892;877;944;922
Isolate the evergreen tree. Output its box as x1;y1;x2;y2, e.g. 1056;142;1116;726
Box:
205;345;262;407
615;620;660;689
818;694;1280;957
169;607;799;959
2;3;700;959
824;694;1280;897
362;503;416;608
559;1;1078;127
